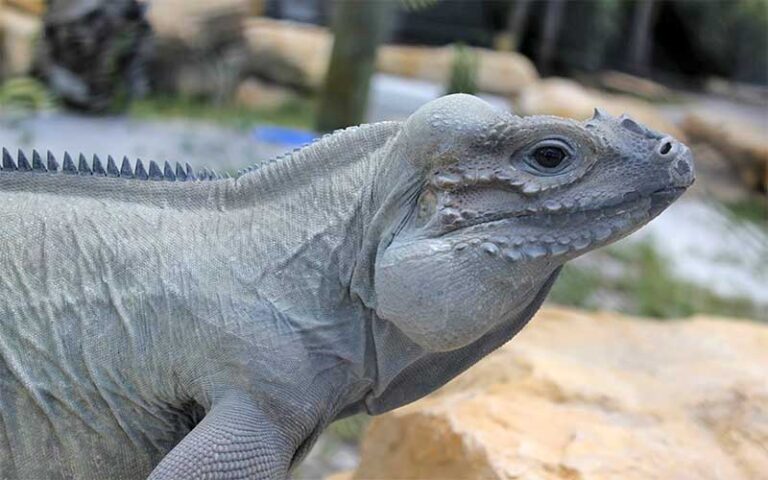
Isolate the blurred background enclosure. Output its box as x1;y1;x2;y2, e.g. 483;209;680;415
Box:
0;1;766;479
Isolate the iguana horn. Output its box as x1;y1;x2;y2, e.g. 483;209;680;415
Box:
592;108;610;121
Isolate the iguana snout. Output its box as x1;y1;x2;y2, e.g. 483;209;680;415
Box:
373;94;693;352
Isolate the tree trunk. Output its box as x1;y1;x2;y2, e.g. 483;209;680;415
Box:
627;0;656;75
505;0;531;52
315;0;395;132
537;0;565;75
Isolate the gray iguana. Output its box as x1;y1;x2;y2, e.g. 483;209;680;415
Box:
0;95;693;479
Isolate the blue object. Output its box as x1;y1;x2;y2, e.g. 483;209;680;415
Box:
252;126;318;146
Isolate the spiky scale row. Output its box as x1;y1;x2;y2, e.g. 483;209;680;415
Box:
135;160;148;180
78;154;91;175
164;162;176;181
92;155;105;176
47;151;59;171
0;148;227;183
62;153;76;174
32;151;46;172
17;151;31;171
105;156;117;177
2;148;15;170
120;156;133;178
148;161;163;181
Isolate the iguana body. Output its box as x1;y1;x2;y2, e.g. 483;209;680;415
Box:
0;95;693;479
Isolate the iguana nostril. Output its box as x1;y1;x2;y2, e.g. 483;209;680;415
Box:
675;159;691;176
659;142;672;155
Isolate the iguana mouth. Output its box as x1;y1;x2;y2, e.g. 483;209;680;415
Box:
438;186;681;238
648;186;687;215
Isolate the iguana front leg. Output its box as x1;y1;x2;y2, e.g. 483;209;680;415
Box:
148;392;297;480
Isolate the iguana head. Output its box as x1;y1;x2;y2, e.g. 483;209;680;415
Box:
373;94;693;352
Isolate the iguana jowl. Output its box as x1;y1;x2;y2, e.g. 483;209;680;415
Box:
0;95;693;479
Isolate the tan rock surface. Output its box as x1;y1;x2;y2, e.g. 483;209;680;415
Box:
147;0;249;48
243;18;538;95
234;78;292;110
376;45;451;85
474;48;539;96
0;5;41;76
325;472;354;480
378;45;538;96
518;78;685;140
598;70;672;102
5;0;44;16
243;17;332;91
352;307;768;480
681;111;768;192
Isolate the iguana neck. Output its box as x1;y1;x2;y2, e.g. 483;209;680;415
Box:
222;121;404;313
228;122;402;211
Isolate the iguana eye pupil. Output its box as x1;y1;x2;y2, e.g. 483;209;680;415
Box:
533;147;566;169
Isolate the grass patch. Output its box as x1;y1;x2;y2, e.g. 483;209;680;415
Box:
129;94;315;130
723;197;768;225
613;242;757;319
549;264;602;308
326;414;370;445
0;77;57;111
550;242;761;321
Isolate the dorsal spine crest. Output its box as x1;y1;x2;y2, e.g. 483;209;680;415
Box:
0;148;232;183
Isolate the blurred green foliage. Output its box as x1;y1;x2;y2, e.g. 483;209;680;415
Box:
513;0;768;83
612;242;757;319
129;95;314;130
550;241;761;321
724;197;768;225
400;0;439;12
556;0;622;73
548;263;602;308
669;0;768;83
327;414;370;445
445;44;479;95
0;77;56;111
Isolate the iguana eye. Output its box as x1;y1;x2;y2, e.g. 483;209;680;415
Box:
533;146;567;169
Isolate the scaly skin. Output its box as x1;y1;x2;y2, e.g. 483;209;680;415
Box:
0;95;693;479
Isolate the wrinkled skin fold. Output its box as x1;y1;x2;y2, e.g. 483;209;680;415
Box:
0;95;693;479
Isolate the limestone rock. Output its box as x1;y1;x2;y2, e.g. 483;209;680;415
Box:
243;17;332;91
5;0;45;16
146;0;249;49
0;6;41;76
376;45;451;85
682;111;768;193
36;1;151;112
243;18;538;95
518;78;684;140
146;0;250;99
234;78;292;110
325;472;354;480
474;48;539;96
598;70;672;102
378;45;538;96
352;307;768;480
